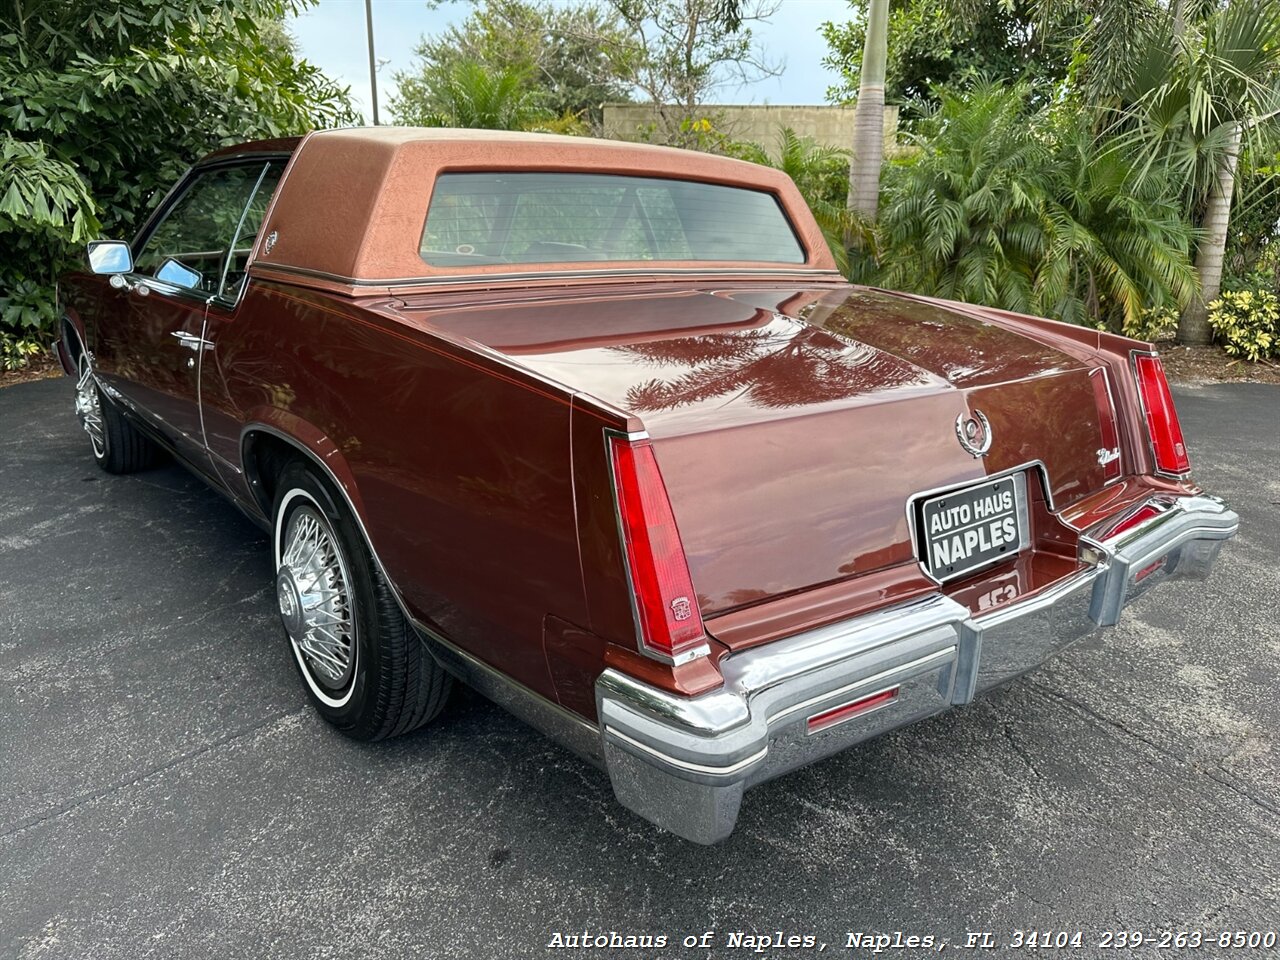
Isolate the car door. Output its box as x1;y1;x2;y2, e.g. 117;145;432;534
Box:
92;162;274;467
197;160;287;490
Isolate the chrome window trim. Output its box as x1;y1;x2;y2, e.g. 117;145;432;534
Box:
133;275;216;308
254;262;844;288
217;162;272;300
419;171;809;269
1089;364;1126;487
127;157;290;316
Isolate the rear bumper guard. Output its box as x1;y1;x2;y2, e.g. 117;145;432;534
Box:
595;493;1238;844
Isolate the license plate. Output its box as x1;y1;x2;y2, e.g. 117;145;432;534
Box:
916;474;1028;582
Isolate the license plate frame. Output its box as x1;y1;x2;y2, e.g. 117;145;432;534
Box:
914;472;1030;583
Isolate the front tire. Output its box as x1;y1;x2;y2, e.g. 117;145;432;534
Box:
271;462;451;740
73;350;159;474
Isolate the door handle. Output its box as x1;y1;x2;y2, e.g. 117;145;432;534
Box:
171;331;212;352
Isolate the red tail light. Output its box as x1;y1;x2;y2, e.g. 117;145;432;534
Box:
1090;367;1122;483
609;435;709;664
1133;353;1190;476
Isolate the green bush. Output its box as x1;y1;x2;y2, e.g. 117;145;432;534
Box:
1206;287;1280;361
0;1;355;369
0;332;44;371
730;128;854;272
869;83;1197;331
1122;305;1180;342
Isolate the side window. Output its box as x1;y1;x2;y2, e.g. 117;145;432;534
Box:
133;162;282;300
221;163;284;300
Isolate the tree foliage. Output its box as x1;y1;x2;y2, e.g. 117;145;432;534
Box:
390;0;639;132
732;128;855;271
394;0;784;146
816;0;1280;349
0;0;355;354
394;60;552;131
609;0;782;144
821;0;1074;109
866;84;1197;330
1113;0;1280;211
1106;0;1280;340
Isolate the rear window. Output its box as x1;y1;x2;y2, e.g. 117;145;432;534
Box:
419;172;806;268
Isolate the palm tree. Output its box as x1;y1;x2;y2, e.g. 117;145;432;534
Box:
399;60;548;131
874;83;1197;329
737;128;856;271
1116;0;1280;342
846;0;890;220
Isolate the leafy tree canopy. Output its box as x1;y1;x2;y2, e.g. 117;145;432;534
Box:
394;59;552;131
393;0;784;146
821;0;1075;107
865;83;1197;331
0;0;355;349
390;0;640;131
610;0;781;144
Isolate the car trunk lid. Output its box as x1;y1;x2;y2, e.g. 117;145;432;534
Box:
392;284;1109;617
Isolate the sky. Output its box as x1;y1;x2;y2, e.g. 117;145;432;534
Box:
287;0;853;124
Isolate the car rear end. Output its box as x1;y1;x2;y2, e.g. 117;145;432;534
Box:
381;148;1235;843
577;302;1237;844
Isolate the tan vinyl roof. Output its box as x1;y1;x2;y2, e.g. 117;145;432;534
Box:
249;127;839;287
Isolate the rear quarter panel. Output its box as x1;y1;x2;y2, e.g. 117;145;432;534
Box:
208;282;592;702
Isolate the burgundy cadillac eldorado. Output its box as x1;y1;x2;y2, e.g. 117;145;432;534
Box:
56;128;1238;843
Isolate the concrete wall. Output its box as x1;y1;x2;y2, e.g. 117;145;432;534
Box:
602;103;899;156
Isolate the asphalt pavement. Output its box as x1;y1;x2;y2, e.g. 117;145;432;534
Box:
1;376;1277;960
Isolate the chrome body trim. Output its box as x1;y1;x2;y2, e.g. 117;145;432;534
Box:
1089;365;1126;487
595;491;1237;843
414;616;605;766
171;329;214;351
1088;493;1238;626
255;262;845;289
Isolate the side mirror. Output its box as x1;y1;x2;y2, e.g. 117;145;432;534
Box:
155;257;203;290
87;240;133;275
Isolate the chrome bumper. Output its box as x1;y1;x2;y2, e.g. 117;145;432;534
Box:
595;493;1238;844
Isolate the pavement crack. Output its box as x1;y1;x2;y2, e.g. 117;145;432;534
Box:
0;708;305;843
1028;680;1280;820
1000;720;1043;781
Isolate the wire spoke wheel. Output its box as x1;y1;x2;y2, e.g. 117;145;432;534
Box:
74;353;106;458
277;503;357;697
270;464;451;739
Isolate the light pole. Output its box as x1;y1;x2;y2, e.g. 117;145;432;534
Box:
364;0;379;125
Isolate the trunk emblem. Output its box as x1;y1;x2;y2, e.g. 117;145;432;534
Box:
1097;447;1121;466
955;410;992;458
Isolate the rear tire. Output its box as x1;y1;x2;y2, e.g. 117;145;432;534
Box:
73;350;159;474
271;461;451;740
